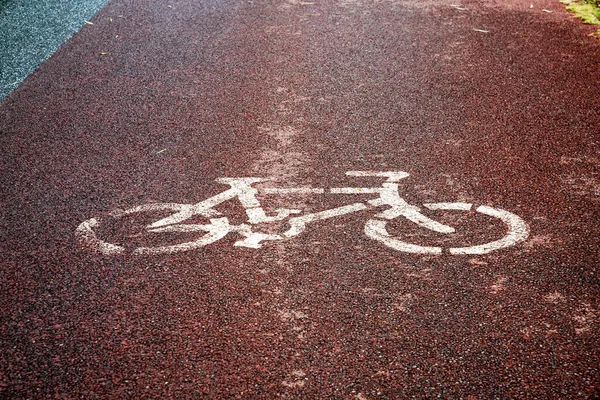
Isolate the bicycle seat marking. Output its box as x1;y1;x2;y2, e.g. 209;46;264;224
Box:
76;171;529;256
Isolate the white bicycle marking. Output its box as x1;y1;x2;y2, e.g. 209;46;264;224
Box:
345;171;410;182
364;202;529;255
76;171;529;256
137;217;237;255
77;218;125;255
283;203;368;238
364;219;443;255
264;188;325;195
448;205;529;255
330;188;381;194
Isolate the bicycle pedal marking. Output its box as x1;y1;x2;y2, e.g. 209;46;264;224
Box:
76;171;529;256
283;203;368;238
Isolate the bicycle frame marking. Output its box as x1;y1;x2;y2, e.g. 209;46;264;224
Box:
76;171;529;256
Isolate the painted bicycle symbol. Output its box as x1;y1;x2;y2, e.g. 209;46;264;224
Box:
76;171;529;256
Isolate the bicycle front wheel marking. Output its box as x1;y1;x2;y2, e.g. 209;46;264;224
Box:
365;203;529;255
364;219;443;254
447;205;529;255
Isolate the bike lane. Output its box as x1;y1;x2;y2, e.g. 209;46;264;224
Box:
1;0;599;398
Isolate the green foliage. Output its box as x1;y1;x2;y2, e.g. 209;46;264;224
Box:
561;0;600;24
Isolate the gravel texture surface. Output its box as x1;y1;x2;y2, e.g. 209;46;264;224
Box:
1;0;599;398
0;0;110;100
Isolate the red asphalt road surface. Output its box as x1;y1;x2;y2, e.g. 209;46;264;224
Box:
1;0;600;398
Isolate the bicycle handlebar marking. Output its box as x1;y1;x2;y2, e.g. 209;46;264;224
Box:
76;171;529;256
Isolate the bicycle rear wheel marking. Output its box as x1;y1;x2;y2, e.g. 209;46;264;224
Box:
76;218;125;256
76;204;232;256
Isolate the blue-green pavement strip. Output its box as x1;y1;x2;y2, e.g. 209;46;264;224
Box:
0;0;110;101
